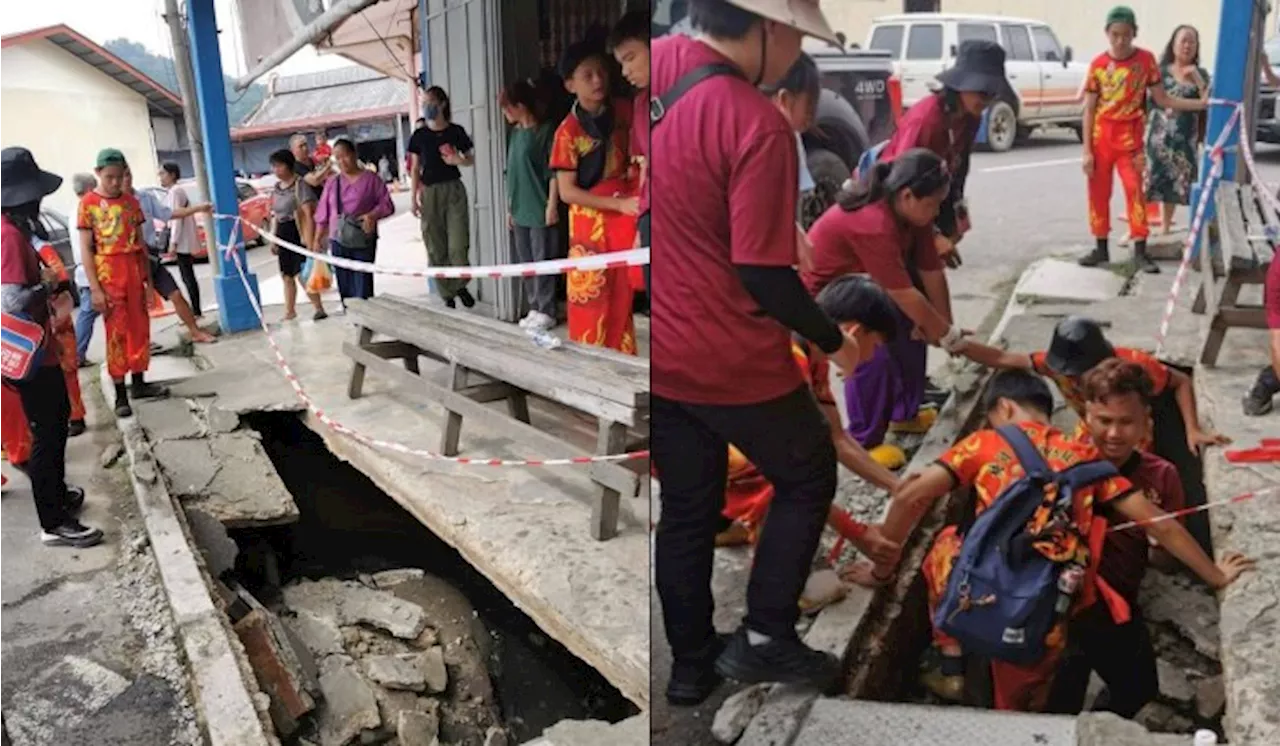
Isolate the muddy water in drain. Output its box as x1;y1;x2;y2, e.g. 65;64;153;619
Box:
236;413;637;742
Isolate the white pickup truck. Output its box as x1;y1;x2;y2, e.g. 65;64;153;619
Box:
866;13;1088;152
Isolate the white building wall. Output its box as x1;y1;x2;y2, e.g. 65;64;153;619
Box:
823;0;1280;73
1;39;161;217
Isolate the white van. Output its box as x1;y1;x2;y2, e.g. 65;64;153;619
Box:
866;13;1089;152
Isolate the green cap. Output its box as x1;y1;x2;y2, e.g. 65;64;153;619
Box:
95;147;127;169
1105;5;1136;30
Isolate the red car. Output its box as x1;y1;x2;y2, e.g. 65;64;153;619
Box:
154;178;272;262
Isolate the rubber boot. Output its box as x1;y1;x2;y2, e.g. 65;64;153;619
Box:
1079;238;1110;267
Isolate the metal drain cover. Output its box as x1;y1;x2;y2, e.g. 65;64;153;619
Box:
793;699;1078;746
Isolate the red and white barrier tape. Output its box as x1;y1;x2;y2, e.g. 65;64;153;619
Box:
1154;104;1242;357
215;213;648;279
1108;486;1278;533
223;244;649;467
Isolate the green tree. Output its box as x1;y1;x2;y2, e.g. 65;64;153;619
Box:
104;38;265;125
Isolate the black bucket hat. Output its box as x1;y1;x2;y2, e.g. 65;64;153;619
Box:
1045;316;1116;377
1;147;62;209
937;40;1007;98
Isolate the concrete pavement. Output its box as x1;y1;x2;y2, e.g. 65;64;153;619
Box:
1;373;203;746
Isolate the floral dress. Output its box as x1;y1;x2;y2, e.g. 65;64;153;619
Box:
1145;64;1209;205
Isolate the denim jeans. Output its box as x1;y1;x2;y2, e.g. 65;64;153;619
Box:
74;286;98;365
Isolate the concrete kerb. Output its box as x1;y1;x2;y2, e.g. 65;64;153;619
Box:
98;367;277;746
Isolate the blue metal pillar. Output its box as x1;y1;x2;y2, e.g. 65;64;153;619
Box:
1190;0;1256;258
187;0;260;333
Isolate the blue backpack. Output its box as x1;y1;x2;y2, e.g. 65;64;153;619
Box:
933;425;1117;666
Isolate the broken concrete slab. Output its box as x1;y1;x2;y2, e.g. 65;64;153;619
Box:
234;608;316;736
134;397;204;441
398;710;441;746
203;433;300;527
283;579;428;640
374;688;434;740
204;402;242;434
421;646;447;694
317;655;382;746
1139;566;1221;662
485;726;510;746
153;439;219;497
1013;258;1128;305
285;608;346;658
364;653;428;692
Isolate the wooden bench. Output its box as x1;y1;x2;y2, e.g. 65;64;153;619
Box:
1193;182;1277;365
342;295;649;541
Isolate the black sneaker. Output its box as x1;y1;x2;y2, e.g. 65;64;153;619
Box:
1078;249;1109;267
313;309;328;322
667;633;729;706
64;485;86;515
115;398;133;418
41;520;104;548
1133;251;1161;274
130;381;169;400
715;627;842;690
68;419;86;437
1243;384;1276;417
444;297;457;309
457;287;476;308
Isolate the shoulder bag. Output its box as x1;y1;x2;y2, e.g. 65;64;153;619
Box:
335;174;375;251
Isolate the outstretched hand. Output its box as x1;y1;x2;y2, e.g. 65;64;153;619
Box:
1187;428;1231;455
1214;551;1255;589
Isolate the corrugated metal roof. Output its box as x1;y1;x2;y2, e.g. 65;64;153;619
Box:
238;67;410;131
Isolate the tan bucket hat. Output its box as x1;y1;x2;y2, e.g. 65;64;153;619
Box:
725;0;839;45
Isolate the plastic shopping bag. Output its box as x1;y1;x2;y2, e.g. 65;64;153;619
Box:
302;256;333;293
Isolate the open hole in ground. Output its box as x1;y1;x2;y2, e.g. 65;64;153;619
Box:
846;370;1226;737
228;411;637;745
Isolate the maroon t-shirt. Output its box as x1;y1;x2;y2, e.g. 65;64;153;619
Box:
1266;253;1279;329
649;35;802;405
801;199;942;296
880;92;976;174
1100;451;1186;602
633;88;651;215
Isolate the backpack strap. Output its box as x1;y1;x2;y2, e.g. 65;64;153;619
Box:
996;424;1052;482
1058;460;1119;492
651;63;743;128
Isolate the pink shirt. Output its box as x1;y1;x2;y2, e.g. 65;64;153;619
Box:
314;170;395;241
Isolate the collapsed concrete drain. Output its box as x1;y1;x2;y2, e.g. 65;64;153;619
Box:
224;412;636;746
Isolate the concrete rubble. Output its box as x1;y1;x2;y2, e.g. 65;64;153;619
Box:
283;578;429;640
365;652;430;692
710;685;768;744
262;573;503;745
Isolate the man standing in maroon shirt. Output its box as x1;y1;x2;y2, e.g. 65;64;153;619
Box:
650;0;864;706
1047;358;1252;717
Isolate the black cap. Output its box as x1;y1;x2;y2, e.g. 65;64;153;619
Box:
936;40;1008;98
1045;316;1115;377
1;147;62;209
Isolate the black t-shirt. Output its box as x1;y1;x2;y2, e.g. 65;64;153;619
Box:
408;123;474;186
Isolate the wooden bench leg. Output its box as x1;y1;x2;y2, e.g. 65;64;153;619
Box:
347;326;375;399
440;362;468;457
403;354;420;375
507;390;531;424
591;420;628;541
1200;318;1228;367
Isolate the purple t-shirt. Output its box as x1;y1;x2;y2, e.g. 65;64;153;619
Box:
314;170;395;241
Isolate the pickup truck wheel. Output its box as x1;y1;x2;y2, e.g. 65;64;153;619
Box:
1067;123;1085;142
802;148;855;228
986;100;1018;153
